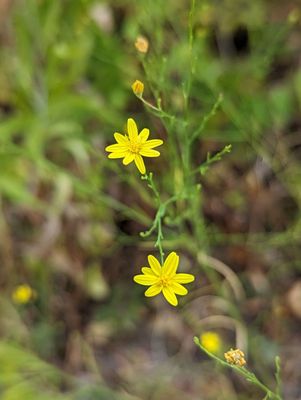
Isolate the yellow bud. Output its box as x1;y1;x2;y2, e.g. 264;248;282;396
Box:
12;284;35;304
135;36;149;53
224;348;246;366
131;80;144;97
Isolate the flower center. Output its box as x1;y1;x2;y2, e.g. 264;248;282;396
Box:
159;275;170;288
128;140;141;154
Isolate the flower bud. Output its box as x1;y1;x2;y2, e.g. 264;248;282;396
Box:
135;36;149;53
131;80;144;97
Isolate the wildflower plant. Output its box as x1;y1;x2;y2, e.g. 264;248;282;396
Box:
105;118;163;175
133;252;194;306
104;0;285;397
194;337;282;400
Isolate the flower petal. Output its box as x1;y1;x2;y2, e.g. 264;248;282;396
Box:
127;118;138;141
105;143;128;152
139;128;150;142
141;267;157;276
108;152;127;159
170;281;188;296
162;287;178;306
162;252;179;277
114;132;128;144
139;149;160;157
122;152;135;165
173;273;195;284
142;139;163;149
145;284;162;297
141;267;155;275
133;274;158;286
134;154;146;174
147;255;161;276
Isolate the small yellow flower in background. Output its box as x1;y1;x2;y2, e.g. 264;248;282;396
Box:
288;8;300;25
12;284;35;304
105;118;163;175
135;35;149;53
224;348;246;367
132;80;144;97
133;252;195;306
200;331;221;354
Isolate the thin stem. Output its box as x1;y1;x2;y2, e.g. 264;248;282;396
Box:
275;356;282;399
189;93;223;145
183;0;196;117
140;173;188;264
137;95;176;121
140;173;165;263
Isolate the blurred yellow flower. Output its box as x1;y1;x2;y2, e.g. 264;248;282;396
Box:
132;80;144;97
288;8;300;24
133;252;195;306
200;331;221;354
224;348;246;367
105;118;163;175
135;36;149;53
12;284;35;304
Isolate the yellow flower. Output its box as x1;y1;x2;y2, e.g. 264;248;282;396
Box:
288;8;300;24
224;348;246;367
105;118;163;175
135;35;149;53
133;252;195;306
132;80;144;97
12;284;35;304
200;331;221;354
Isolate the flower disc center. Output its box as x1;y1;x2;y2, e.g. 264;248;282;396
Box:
160;275;171;288
129;140;141;154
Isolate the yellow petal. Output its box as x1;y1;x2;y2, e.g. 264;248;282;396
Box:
105;143;128;152
170;281;188;296
127;118;138;141
144;284;162;297
108;152;127;159
162;287;178;306
162;252;179;277
114;132;128;144
134;154;146;174
141;267;155;275
147;255;161;276
173;273;195;284
142;139;163;149
133;274;158;286
139;149;160;157
123;152;135;165
138;128;150;142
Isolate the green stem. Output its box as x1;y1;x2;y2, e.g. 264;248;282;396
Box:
189;93;223;145
275;356;282;399
141;173;165;263
137;95;176;121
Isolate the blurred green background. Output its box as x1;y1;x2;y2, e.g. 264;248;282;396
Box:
0;0;301;399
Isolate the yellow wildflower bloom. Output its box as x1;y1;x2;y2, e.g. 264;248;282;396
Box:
133;252;195;306
105;118;163;175
135;36;149;53
132;80;144;97
200;331;221;354
224;348;246;366
12;284;35;304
